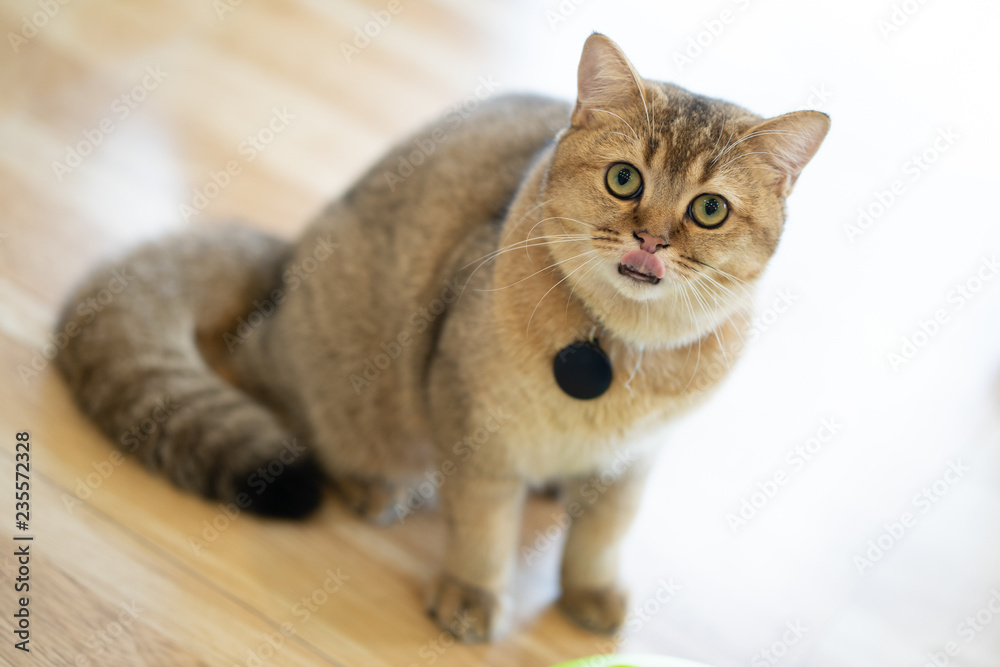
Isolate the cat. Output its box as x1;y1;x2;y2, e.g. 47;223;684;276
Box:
55;33;828;641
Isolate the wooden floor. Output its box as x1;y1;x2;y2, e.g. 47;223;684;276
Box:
3;0;1000;666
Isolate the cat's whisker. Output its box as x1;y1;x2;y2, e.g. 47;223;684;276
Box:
588;109;639;141
705;275;755;315
461;236;592;290
682;256;756;303
716;165;786;178
711;129;810;167
695;278;754;334
686;266;755;320
721;129;810;154
677;292;695;368
710;113;726;156
527;254;605;330
592;150;633;163
686;284;729;369
525;253;604;336
464;242;586;290
703;278;753;351
537;216;599;228
480;248;600;293
565;253;608;317
650;87;656;135
524;215;599;244
464;234;590;271
469;241;593;291
714;130;793;161
710;120;738;166
715;150;787;173
623;63;651;133
607;131;636;143
687;266;756;348
709;273;755;307
679;286;703;392
499;198;554;246
704;268;752;293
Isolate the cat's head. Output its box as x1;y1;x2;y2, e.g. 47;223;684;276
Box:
537;34;828;348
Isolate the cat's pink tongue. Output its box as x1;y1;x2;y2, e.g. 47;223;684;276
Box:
621;249;666;279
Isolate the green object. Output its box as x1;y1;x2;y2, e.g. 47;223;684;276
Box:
550;656;717;667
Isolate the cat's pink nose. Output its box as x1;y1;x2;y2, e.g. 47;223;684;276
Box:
635;231;668;254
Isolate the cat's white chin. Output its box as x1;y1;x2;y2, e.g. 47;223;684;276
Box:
614;278;664;303
579;262;748;349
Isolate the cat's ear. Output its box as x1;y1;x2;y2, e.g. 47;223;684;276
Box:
741;111;830;197
571;33;645;128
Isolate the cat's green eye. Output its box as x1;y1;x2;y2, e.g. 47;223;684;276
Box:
689;193;729;229
605;163;643;199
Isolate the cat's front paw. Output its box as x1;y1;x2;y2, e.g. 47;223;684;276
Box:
558;584;628;634
429;575;506;642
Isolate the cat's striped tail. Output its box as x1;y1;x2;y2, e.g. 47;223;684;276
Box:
55;225;322;518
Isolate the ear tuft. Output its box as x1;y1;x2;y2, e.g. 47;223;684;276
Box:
572;34;645;128
740;111;830;196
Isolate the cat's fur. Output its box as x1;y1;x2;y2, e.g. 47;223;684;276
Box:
56;34;828;640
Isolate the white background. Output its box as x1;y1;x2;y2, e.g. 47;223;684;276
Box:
478;0;1000;665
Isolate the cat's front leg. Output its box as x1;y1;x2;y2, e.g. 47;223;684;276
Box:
429;472;526;642
558;463;650;634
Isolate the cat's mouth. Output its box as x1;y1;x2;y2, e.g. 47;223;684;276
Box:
618;249;665;285
618;263;661;284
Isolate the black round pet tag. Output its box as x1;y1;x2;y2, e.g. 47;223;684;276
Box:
553;339;613;400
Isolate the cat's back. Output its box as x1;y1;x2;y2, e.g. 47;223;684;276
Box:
291;93;571;343
267;95;571;470
341;93;570;239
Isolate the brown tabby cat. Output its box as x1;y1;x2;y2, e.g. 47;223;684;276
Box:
56;34;828;641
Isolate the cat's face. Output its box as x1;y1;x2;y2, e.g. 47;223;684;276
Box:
535;35;828;347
